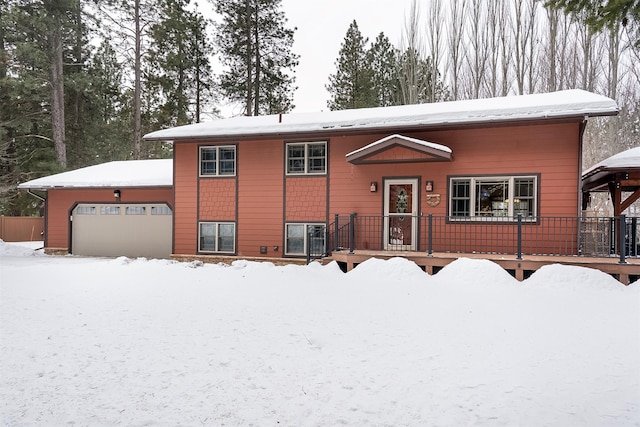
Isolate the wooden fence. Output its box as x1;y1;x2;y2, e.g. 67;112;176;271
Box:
0;216;44;242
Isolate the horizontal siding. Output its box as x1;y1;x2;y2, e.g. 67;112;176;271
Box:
174;143;198;254
237;140;284;257
172;121;583;257
329;123;581;218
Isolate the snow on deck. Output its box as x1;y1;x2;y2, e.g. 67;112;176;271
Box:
144;89;618;141
17;159;173;189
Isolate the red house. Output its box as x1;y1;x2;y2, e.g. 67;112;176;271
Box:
143;89;619;264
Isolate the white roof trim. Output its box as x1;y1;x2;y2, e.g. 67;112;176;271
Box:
346;134;452;165
18;159;173;190
144;89;618;142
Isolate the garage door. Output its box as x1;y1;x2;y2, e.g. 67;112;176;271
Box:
71;203;172;258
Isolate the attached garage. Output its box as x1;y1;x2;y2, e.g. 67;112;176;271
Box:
71;203;172;258
18;159;174;258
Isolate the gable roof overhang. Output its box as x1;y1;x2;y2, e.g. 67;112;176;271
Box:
346;134;452;164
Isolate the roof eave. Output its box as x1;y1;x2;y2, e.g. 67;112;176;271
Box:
144;112;618;143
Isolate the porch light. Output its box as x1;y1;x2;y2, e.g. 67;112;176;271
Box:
114;189;121;199
370;181;378;192
425;181;434;192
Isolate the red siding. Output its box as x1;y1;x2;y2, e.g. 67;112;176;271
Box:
45;187;173;251
199;179;236;219
173;121;582;257
174;144;198;254
285;177;327;221
236;139;284;257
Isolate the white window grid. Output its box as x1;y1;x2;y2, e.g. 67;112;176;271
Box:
198;222;236;253
286;142;327;175
285;223;326;255
449;175;537;220
199;145;236;177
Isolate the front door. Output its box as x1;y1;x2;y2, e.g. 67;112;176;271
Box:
384;178;418;250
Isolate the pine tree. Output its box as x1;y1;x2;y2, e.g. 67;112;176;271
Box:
326;20;375;110
147;0;215;127
367;32;398;107
216;0;298;116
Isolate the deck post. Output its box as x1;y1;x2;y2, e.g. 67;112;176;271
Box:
306;229;311;264
427;214;433;256
619;214;627;264
631;217;638;257
349;213;356;254
334;213;339;251
516;214;523;260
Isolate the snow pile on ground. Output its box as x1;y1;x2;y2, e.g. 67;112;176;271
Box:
0;239;43;257
1;241;639;426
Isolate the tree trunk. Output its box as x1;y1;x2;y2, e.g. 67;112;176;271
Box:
245;0;253;116
133;0;142;159
253;6;260;116
50;27;66;168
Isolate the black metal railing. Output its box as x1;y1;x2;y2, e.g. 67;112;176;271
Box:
326;214;639;263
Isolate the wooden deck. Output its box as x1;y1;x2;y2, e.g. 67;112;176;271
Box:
329;250;640;285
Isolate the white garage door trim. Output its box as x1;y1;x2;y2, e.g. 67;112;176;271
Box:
71;203;172;258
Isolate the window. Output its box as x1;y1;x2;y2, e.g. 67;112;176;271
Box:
101;206;120;215
125;206;146;215
286;142;326;175
285;223;326;255
151;206;172;215
449;176;537;220
76;206;96;215
199;222;236;253
200;146;236;177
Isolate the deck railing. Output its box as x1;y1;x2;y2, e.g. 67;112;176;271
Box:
308;214;640;264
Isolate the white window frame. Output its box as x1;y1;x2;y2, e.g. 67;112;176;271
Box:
151;205;172;215
100;206;121;215
199;145;236;177
286;142;327;175
449;175;538;221
76;206;96;215
198;222;236;253
125;206;146;215
285;223;326;256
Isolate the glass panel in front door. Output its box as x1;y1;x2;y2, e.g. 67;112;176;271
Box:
385;181;417;249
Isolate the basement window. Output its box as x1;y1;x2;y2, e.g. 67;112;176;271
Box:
199;222;236;253
285;223;326;256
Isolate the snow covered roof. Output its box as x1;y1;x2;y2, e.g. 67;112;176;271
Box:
143;89;618;142
18;159;173;190
346;134;452;164
582;146;640;178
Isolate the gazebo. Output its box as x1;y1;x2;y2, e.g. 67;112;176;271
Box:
582;146;640;259
582;146;640;216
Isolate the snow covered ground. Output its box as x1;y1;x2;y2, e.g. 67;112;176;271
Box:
1;240;639;426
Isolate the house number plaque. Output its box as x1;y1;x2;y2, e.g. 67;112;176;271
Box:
426;194;441;207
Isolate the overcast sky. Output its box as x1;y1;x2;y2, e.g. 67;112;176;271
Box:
282;0;416;113
210;0;417;116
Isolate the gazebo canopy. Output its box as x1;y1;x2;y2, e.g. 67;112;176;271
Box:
582;147;640;215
